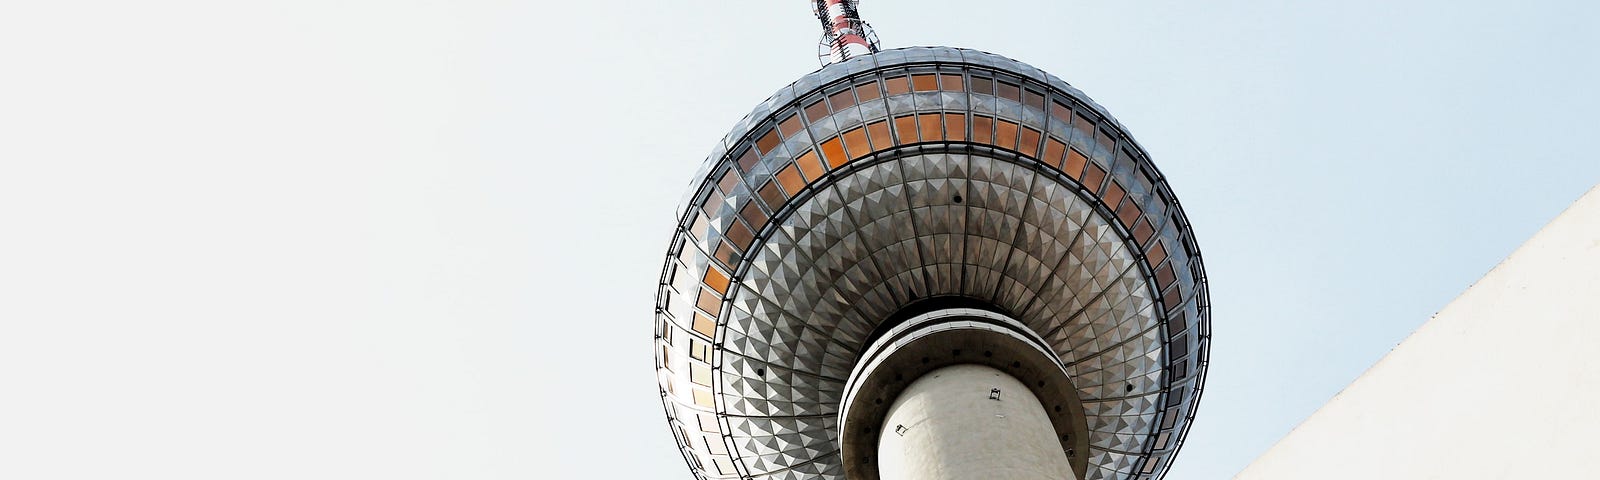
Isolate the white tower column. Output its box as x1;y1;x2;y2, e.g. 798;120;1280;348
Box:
877;364;1079;480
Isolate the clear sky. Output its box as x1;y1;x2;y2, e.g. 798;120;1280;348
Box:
2;1;1596;479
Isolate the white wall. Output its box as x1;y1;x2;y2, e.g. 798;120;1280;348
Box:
1237;185;1600;479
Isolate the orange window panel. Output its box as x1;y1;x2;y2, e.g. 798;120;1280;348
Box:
995;120;1019;150
804;99;829;122
1024;89;1046;110
841;127;870;160
1073;113;1095;139
736;148;759;173
1162;286;1183;313
916;113;942;144
1133;218;1156;247
717;169;740;194
1050;101;1072;123
971;76;994;95
886;76;910;95
739;202;768;230
755;130;780;155
1148;241;1169;266
701;189;724;217
1096;129;1116;153
865;121;891;151
775;164;806;196
1020;127;1042;158
971;115;994;144
855;80;882;102
939;73;964;91
696;288;722;317
828;89;855;112
911;74;938;92
1065;148;1089;179
689;214;709;241
724;221;754;251
1104;180;1126;210
1044;138;1067;169
1155;264;1177;292
702;266;730;295
893;115;918;144
691;312;717;338
778;114;804;139
1083;163;1107;193
796;150;825;181
941;113;966;141
757;181;787;211
1117;199;1143;227
712;242;738;268
820;137;849;168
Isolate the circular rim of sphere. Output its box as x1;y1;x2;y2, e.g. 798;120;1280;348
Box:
653;46;1212;480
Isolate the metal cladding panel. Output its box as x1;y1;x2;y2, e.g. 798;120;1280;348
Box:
655;46;1210;480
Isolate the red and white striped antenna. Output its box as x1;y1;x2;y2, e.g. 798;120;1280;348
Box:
813;0;881;65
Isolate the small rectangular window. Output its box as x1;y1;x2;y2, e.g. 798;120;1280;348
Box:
1044;138;1067;169
855;79;882;102
689;337;711;362
971;76;994;95
717;169;740;194
942;113;966;141
972;115;994;144
757;181;787;210
1065;148;1089;179
796;150;825;181
692;312;717;338
778;114;804;139
692;388;715;408
996;82;1021;102
804;99;829;122
775;164;806;196
995;120;1019;150
939;73;964;92
827;89;856;112
911;74;938;92
886;76;910;95
702;267;730;295
820;136;849;168
690;362;713;386
724;221;754;251
866;120;891;151
739;202;768;230
841;127;870;160
917;113;942;144
1020;127;1042;158
696;288;722;316
893;115;918;143
755;128;780;154
1083;163;1107;193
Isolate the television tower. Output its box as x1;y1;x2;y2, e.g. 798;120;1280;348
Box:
653;3;1210;479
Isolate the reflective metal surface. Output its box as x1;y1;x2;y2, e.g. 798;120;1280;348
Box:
654;47;1210;480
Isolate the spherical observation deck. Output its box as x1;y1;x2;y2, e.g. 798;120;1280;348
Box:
653;46;1210;480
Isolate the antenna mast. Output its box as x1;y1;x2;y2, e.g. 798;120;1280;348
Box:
813;0;880;65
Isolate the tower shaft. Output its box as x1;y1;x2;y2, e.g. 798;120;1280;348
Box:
878;364;1080;480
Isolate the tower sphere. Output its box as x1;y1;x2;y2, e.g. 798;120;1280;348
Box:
653;46;1210;480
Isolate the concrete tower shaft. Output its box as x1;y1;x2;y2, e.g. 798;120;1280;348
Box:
880;365;1077;480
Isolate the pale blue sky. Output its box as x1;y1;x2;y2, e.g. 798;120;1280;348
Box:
1;1;1596;478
